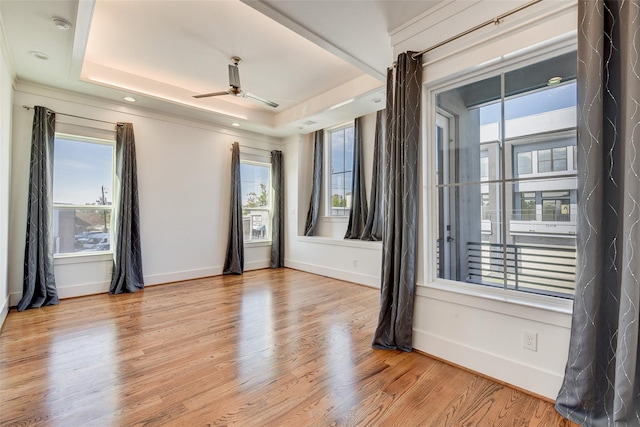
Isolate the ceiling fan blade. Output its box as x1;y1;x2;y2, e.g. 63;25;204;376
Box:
229;64;241;89
193;90;230;99
243;92;279;108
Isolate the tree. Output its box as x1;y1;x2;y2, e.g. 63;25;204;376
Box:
332;194;347;208
245;183;268;208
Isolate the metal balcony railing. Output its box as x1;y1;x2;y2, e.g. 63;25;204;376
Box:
466;241;576;298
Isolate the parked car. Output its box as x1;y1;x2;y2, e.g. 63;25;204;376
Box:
83;233;110;251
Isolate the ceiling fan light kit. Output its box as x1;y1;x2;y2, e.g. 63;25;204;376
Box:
194;56;279;108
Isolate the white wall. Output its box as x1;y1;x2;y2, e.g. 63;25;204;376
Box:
0;20;14;328
284;112;383;288
8;84;281;305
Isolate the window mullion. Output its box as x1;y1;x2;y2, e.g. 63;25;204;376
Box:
500;72;508;291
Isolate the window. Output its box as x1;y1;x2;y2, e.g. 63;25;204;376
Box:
481;193;490;219
542;191;571;221
327;125;354;216
52;134;114;255
240;161;271;242
480;155;489;179
435;50;577;298
538;147;567;172
516;152;532;175
519;192;537;220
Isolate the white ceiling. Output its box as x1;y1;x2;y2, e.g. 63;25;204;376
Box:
0;0;442;137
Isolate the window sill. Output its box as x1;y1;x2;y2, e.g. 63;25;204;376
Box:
244;240;272;248
296;235;382;250
417;279;573;326
321;215;349;223
54;252;113;265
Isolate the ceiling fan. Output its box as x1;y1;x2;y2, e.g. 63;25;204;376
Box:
193;56;279;108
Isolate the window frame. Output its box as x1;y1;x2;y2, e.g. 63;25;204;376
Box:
324;122;355;218
52;132;116;258
424;42;577;310
239;158;273;244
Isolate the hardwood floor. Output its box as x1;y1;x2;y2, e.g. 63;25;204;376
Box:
0;268;576;426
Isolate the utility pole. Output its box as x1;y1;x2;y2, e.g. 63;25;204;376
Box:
101;185;108;231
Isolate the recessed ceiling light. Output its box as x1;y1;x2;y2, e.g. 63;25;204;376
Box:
232;122;240;127
29;51;50;60
548;76;563;86
52;17;72;30
124;96;136;102
372;98;382;104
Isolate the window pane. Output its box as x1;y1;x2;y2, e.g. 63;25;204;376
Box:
331;129;345;173
516;152;532;175
328;126;354;216
436;75;502;186
53;135;114;256
53;208;111;254
518;193;537;220
53;138;113;205
480;156;489;179
240;162;271;241
436;50;577;299
552;147;567;171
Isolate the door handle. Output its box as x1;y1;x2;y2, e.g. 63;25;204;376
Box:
447;236;454;242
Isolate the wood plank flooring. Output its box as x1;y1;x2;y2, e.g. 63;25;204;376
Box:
0;268;576;426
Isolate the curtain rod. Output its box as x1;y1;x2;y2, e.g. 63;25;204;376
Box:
22;105;120;126
411;0;543;60
233;143;275;154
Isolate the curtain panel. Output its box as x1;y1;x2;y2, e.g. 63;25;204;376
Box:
18;106;59;311
361;109;385;241
372;52;422;352
345;116;369;239
109;122;144;294
270;150;284;268
223;142;244;274
304;131;323;236
555;1;640;425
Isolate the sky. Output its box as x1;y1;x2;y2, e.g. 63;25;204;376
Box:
330;126;354;198
240;163;270;206
53;138;113;205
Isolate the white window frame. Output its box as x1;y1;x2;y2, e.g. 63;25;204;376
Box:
240;158;272;244
424;41;577;313
324;122;355;218
52;132;116;258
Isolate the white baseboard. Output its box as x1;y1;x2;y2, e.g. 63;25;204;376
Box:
144;267;223;286
284;259;380;288
8;262;274;306
9;280;112;306
413;328;563;400
0;296;8;331
144;260;269;286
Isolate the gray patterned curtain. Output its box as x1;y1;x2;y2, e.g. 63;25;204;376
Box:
270;150;284;268
345;116;368;239
555;1;640;425
109;123;144;294
361;109;385;241
304;131;323;236
223;142;244;274
372;52;422;352
18;106;59;311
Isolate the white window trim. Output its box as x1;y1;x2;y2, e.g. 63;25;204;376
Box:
324;122;355;218
240;158;273;244
422;41;577;314
52;132;116;259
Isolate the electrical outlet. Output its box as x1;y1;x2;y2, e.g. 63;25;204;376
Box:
523;331;537;351
352;259;358;268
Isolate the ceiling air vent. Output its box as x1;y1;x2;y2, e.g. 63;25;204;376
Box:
302;120;317;126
